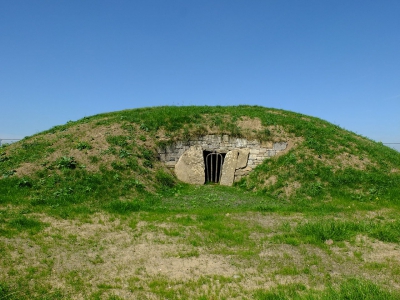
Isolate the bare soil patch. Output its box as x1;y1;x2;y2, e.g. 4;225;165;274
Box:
1;211;400;298
237;117;263;131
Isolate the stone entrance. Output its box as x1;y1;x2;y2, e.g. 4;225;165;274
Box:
204;151;225;183
157;135;288;186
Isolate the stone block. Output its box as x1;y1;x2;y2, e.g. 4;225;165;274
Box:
259;148;267;154
249;149;260;154
249;154;257;160
236;138;247;147
175;146;205;185
212;135;219;140
248;140;258;146
273;142;287;151
236;149;249;169
166;161;176;168
220;150;239;186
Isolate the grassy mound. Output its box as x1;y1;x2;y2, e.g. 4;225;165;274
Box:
1;106;400;299
1;105;399;211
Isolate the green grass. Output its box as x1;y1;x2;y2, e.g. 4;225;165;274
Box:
1;105;400;209
1;105;400;298
1;205;399;298
253;278;400;299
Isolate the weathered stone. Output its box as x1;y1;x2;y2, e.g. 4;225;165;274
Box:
236;149;249;169
175;146;205;185
259;148;267;154
165;161;176;168
158;135;291;184
249;149;259;154
249;154;257;160
220;150;239;186
273;142;287;151
236;138;247;147
261;141;273;148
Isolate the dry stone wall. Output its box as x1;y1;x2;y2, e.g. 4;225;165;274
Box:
158;135;287;185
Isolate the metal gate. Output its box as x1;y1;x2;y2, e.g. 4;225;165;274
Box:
205;152;224;183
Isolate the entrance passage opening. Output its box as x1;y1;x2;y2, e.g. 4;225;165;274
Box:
204;151;226;183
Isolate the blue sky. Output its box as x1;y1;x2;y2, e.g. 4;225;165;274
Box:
1;1;399;151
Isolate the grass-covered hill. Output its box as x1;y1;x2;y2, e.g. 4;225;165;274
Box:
2;105;400;299
1;105;400;215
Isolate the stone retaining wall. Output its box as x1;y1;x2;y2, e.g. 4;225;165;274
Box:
157;135;287;184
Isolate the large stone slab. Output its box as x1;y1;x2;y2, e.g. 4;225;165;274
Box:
236;149;249;169
175;146;205;185
220;150;239;186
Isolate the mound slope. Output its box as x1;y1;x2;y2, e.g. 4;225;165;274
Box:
1;105;399;204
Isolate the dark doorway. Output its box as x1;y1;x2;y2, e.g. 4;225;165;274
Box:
204;151;226;183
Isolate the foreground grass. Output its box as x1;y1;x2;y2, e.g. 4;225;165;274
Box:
1;184;400;299
1;105;400;298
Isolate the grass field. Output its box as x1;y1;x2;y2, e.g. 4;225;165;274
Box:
1;106;400;299
1;184;400;299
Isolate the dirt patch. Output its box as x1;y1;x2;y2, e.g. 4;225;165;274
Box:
264;175;278;187
37;214;239;281
15;162;41;177
237;117;263;131
233;212;303;229
359;235;400;263
329;152;374;171
2;211;400;298
282;181;302;197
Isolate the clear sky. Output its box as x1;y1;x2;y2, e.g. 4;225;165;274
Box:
1;1;399;151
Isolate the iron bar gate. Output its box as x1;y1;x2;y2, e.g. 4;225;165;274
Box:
205;152;224;183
